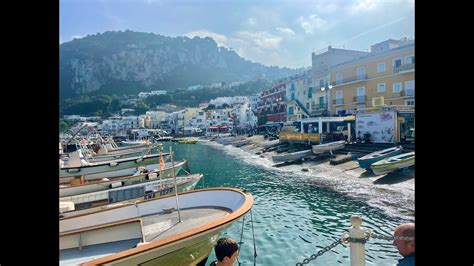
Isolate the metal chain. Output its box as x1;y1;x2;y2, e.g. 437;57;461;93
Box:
371;233;415;241
296;238;343;266
296;230;414;265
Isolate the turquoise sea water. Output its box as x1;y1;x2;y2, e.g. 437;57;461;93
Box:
163;141;411;265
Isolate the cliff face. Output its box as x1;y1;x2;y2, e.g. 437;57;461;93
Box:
60;30;299;98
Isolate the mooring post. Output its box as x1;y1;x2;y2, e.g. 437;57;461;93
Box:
349;215;366;266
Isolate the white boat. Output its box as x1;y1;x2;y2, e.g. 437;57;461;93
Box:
371;151;415;175
121;140;150;146
259;139;280;149
59;188;253;265
312;140;345;154
272;149;313;163
62;148;150;164
60;173;203;212
59;160;188;197
59;150;171;184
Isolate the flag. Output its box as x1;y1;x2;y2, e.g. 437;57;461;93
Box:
159;153;165;171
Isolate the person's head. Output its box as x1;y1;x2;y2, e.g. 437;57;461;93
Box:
393;223;415;257
214;237;239;266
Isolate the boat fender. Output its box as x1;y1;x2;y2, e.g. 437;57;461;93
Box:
110;162;118;167
136;158;143;163
67;168;80;173
147;173;158;180
109;182;122;189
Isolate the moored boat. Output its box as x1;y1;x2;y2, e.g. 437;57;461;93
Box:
59;188;253;265
370;151;415;175
60;173;203;212
59;160;188;197
272;149;313;163
178;139;198;144
358;146;403;169
312;140;345;154
59;150;171;184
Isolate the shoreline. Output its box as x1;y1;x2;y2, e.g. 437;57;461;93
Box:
199;135;414;220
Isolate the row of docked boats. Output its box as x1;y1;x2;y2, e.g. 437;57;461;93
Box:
59;136;254;265
358;146;415;175
271;140;346;163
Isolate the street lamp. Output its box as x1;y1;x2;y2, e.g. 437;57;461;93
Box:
321;81;333;116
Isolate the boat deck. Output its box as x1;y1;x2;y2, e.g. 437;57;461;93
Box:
142;207;231;241
60;207;231;265
60;238;141;265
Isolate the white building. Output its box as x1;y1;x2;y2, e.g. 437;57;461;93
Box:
207;108;233;127
187;85;202;91
209;96;249;108
138;90;167;98
145;111;167;128
98;116;141;132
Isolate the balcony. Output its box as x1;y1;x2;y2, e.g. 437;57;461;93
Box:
393;63;415;74
330;74;367;86
353;95;367;103
333;99;344;105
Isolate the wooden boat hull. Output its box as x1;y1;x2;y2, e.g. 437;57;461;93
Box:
272;149;313;163
358;147;403;169
371;152;415;175
312;141;345;154
60;188;253;266
60;173;202;212
60;154;165;183
59;160;187;197
63;149;147;164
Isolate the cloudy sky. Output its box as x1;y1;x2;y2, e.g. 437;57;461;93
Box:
60;0;414;68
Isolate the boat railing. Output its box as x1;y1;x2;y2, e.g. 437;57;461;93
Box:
295;215;414;266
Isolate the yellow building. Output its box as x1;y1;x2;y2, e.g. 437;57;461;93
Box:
329;39;414;115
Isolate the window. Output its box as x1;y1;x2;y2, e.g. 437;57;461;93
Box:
377;83;386;93
377;63;386;73
405;80;415;96
357;67;366;79
393;58;402;68
405;99;415;106
393;82;402;93
308;79;312;85
288;106;294;115
308;87;313;98
357;87;366;96
336;73;342;85
357;104;365;110
306;102;310;109
405;55;415;64
336;91;343;99
303;90;306;96
320;79;325;88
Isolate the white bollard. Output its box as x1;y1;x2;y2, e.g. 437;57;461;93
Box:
349;215;366;266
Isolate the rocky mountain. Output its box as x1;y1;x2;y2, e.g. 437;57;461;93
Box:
60;30;300;99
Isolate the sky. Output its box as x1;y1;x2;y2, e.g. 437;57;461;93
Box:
60;0;414;69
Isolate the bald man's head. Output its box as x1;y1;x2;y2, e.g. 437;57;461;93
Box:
393;223;415;256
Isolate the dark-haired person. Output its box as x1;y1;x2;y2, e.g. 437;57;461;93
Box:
210;237;239;266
